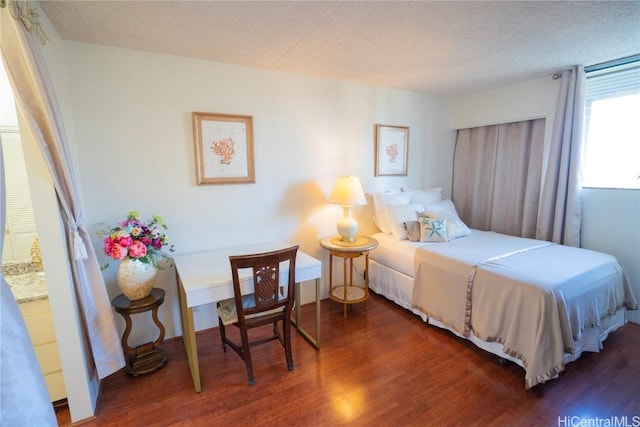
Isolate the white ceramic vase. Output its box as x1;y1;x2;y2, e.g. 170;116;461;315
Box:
117;258;157;300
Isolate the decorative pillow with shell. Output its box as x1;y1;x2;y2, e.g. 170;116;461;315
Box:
420;199;471;240
418;217;448;242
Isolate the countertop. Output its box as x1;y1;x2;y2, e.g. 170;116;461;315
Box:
5;271;48;304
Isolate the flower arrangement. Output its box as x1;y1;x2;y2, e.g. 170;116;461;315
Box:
100;210;174;268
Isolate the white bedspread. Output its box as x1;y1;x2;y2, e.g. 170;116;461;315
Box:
412;230;637;389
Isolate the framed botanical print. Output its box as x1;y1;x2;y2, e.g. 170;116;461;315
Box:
375;124;409;176
193;112;255;185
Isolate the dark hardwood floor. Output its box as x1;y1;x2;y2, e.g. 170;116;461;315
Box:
56;293;640;426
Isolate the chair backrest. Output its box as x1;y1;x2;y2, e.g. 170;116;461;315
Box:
229;245;299;322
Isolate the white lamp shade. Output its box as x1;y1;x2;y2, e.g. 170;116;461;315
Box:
328;176;367;206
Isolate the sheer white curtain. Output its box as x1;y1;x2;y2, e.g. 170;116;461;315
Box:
536;66;585;247
0;3;124;387
1;138;57;426
452;119;545;238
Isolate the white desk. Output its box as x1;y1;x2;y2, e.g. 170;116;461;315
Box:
173;242;322;392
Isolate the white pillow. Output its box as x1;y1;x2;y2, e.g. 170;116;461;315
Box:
421;200;471;240
404;187;442;206
418;217;448;242
422;199;457;215
384;203;424;240
371;192;411;234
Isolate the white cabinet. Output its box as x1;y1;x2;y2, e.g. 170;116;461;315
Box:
19;298;67;402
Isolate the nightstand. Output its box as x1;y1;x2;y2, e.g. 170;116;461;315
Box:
320;236;379;317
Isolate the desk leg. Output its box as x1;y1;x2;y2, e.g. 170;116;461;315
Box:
292;278;320;349
295;281;301;331
177;276;201;393
315;278;320;348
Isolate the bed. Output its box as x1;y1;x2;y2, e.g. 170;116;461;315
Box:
367;189;638;389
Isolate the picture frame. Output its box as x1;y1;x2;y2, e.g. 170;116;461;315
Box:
375;124;409;176
192;112;255;185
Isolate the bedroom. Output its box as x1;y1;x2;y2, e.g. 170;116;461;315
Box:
1;1;638;425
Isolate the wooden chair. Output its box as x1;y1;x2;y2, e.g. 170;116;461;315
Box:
216;245;299;385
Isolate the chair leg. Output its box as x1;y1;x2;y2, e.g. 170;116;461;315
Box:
273;321;282;344
217;314;227;352
283;318;294;371
239;327;255;385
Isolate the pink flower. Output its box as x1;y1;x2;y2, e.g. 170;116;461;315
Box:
103;237;113;256
140;237;152;246
152;239;163;249
128;240;148;258
118;236;133;247
109;243;128;260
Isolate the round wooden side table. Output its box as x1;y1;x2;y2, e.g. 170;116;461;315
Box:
111;287;168;376
320;235;379;317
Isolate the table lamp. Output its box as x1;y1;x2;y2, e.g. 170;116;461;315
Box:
329;176;367;242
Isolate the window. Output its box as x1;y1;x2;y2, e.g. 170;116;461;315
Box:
583;56;640;189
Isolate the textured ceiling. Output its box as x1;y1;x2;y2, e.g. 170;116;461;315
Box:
38;0;640;97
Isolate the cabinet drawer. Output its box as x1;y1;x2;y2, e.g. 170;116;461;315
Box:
34;342;62;375
19;299;56;347
18;299;51;316
44;371;67;402
20;309;56;346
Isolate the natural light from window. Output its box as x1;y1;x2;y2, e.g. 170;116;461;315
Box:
583;57;640;190
582;94;640;189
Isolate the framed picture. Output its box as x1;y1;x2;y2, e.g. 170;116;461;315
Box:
192;112;255;185
375;124;409;176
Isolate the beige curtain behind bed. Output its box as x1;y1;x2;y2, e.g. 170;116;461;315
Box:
452;118;545;238
453;69;585;245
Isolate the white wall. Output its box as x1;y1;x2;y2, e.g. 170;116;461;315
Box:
451;76;559;129
582;189;640;324
452;77;640;324
58;42;454;340
451;75;559;152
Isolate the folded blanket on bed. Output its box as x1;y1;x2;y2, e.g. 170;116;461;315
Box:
412;230;637;389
